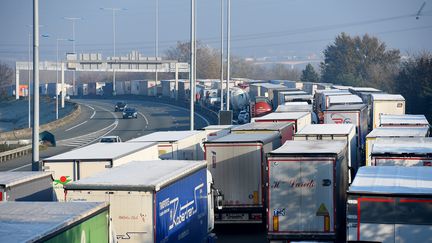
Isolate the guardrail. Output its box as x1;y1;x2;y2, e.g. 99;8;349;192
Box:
0;144;32;163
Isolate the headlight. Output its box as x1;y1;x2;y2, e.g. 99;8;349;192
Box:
122;112;126;116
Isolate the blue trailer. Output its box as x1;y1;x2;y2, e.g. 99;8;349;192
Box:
65;160;215;243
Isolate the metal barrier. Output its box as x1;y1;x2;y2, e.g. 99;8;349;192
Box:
0;144;32;163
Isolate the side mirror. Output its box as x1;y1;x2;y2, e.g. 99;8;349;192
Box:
216;194;223;210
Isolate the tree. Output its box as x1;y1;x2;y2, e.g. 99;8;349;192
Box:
301;63;319;83
0;62;14;98
395;52;432;121
321;33;400;88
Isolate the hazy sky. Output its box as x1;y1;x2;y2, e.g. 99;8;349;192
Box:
0;0;431;62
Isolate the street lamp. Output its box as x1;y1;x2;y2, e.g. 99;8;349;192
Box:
226;0;231;111
63;17;81;96
220;0;224;111
155;0;159;91
190;0;196;130
100;7;127;96
56;38;74;120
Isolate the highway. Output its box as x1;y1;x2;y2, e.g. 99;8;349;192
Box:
0;98;210;172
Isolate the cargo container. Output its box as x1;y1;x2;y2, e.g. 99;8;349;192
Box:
276;91;308;108
326;94;363;109
324;104;368;154
127;130;207;160
249;83;286;101
252;111;311;132
161;79;176;98
88;82;97;95
370;137;432;166
0;202;109;242
276;102;319;124
204;133;281;224
379;114;430;128
0;172;53;202
267;140;348;242
294;124;358;180
347;166;432;243
66;160;214;243
202;125;234;141
42;142;159;201
365;127;430;166
231;122;294;144
370;94;405;129
314;89;351;114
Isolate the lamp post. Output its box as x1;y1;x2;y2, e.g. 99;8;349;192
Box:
226;0;231;111
32;0;40;171
63;17;81;96
155;0;159;92
56;38;74;120
190;0;196;130
101;7;126;96
220;0;224;111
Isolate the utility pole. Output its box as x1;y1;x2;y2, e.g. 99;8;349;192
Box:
155;0;159;93
32;0;40;171
220;0;224;111
226;0;231;110
64;17;81;96
190;0;196;130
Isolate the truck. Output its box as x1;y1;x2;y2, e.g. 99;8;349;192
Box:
323;104;368;155
294;124;358;180
276;102;318;124
204;132;281;224
370;137;432;166
42;142;159;201
202;125;234;141
65;160;215;243
231;121;294;145
313;89;351;114
326;94;363;109
347;166;432;243
0;201;109;242
365;127;430;166
378;114;430;128
127;130;207;160
370;93;405;129
0;172;53;202
252;111;311;132
267;140;348;242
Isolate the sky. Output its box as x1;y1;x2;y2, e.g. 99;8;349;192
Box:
0;0;431;63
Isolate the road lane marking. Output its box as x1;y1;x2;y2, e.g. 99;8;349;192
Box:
65;121;88;132
138;112;149;125
9;163;31;172
147;102;210;126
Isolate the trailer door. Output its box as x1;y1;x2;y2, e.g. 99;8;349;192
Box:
268;158;334;233
78;160;111;179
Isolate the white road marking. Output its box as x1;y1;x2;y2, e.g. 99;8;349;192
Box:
138;112;149;125
8;163;31;172
65;121;88;132
86;104;96;119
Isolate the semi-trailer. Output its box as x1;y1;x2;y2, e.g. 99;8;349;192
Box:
252;111;311;132
370;94;405;129
0;171;53;202
231;122;294;145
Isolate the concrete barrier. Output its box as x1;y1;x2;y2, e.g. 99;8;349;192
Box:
0;102;81;141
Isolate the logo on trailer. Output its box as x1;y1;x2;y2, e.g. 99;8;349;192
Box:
330;113;352;124
54;176;71;185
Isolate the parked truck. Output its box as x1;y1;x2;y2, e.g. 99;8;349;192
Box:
204;132;281;224
267;140;349;242
365;127;429;166
0;172;53;202
127;131;207;160
379;114;430;128
65;160;215;243
370;137;432;166
231;122;294;145
294;124;358;180
42;142;159;200
0;201;109;242
370;93;405;129
347;166;432;243
252;111;311;132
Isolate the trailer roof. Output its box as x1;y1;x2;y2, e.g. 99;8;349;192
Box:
317;89;350;95
0;202;108;242
349;87;381;93
332;85;353;90
371;138;432;155
203;125;236;130
251;83;286;89
253;111;310;121
0;172;52;188
367;127;429;138
276;103;312;112
269;140;346;155
379;114;429;126
279;91;307;95
371;93;405;101
43;142;157;161
349;166;432;196
65;160;206;191
205;132;279;144
328;95;363;105
325;103;367;111
128;130;204;143
283;94;313;100
296;124;355;136
232;122;293;132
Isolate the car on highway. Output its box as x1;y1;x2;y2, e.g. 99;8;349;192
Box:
122;107;138;119
114;101;127;112
237;110;250;124
99;136;122;143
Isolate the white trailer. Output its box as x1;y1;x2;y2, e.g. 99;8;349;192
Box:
347;166;432;243
294;124;358;180
326;94;363;109
314;89;350;114
267;140;349;242
65;160;214;243
370;137;432;166
252;111;311;132
371;94;405;129
276;102;311;113
365;127;429;166
204;133;281;224
324;104;368;156
202;125;235;141
0;172;53;202
277;91;310;108
42;142;159;201
231;122;295;145
127;130;207;160
379;114;430;128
